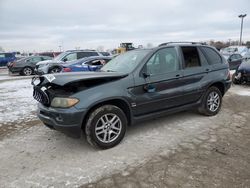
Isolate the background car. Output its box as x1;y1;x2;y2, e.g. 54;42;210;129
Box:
0;52;16;67
223;53;243;70
8;56;52;76
35;50;103;74
233;59;250;84
62;56;112;72
243;51;250;60
221;46;249;57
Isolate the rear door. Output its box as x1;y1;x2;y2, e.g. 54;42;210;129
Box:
180;46;210;104
131;47;184;116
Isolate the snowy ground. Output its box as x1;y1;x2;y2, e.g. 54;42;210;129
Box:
0;78;37;125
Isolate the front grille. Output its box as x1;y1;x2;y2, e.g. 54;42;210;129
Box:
33;86;50;106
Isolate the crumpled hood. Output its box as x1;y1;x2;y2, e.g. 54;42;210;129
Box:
40;71;128;86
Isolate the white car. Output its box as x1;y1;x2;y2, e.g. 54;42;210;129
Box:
35;50;102;74
221;46;249;57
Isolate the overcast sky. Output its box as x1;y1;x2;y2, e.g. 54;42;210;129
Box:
0;0;249;52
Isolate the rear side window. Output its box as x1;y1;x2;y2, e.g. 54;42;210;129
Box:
78;52;99;59
181;47;201;68
200;47;222;65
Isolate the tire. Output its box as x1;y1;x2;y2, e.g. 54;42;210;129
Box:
21;67;33;76
85;105;127;149
198;86;222;116
49;67;61;73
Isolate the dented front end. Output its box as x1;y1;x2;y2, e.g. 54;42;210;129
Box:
31;72;128;138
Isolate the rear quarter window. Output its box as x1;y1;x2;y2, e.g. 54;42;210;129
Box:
200;47;222;65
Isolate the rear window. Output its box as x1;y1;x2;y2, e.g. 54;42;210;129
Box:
200;47;222;65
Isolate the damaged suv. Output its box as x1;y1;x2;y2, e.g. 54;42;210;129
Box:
32;42;231;149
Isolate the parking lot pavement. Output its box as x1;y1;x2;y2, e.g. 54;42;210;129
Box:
0;85;249;187
81;86;250;188
0;68;33;82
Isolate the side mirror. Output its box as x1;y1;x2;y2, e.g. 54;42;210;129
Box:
228;58;232;62
63;58;67;62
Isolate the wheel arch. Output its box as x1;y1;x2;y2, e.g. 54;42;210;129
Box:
82;98;132;129
208;82;225;96
49;65;62;73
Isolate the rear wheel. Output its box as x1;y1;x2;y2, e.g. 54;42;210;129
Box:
21;67;33;76
85;105;127;149
198;86;222;116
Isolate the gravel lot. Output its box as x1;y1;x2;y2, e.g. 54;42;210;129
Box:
0;70;250;188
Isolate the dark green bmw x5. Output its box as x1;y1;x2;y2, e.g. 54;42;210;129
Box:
32;42;231;149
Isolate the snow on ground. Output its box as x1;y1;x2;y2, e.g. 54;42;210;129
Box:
0;79;37;125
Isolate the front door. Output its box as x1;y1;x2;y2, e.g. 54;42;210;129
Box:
131;47;184;116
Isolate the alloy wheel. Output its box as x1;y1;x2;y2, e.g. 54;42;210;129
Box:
95;113;122;143
207;91;220;112
23;67;32;76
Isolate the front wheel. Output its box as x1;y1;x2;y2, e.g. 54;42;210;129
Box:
198;86;222;116
85;105;127;149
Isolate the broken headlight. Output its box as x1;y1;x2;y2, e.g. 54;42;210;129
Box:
51;97;79;108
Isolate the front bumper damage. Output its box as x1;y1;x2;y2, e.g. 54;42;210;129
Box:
38;103;86;138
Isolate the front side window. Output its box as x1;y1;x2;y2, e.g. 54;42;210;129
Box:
181;47;201;68
30;57;42;63
145;47;179;75
64;53;77;62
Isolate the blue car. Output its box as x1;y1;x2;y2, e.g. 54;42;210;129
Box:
62;56;112;72
0;52;16;67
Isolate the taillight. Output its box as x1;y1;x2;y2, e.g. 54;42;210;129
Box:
227;69;231;80
63;67;71;72
11;62;16;67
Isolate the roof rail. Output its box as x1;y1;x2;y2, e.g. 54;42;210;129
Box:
158;42;207;47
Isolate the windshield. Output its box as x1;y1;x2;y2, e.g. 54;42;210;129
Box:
53;52;67;61
101;50;149;73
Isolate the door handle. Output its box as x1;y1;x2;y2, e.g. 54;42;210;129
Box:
205;68;210;73
176;74;181;78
